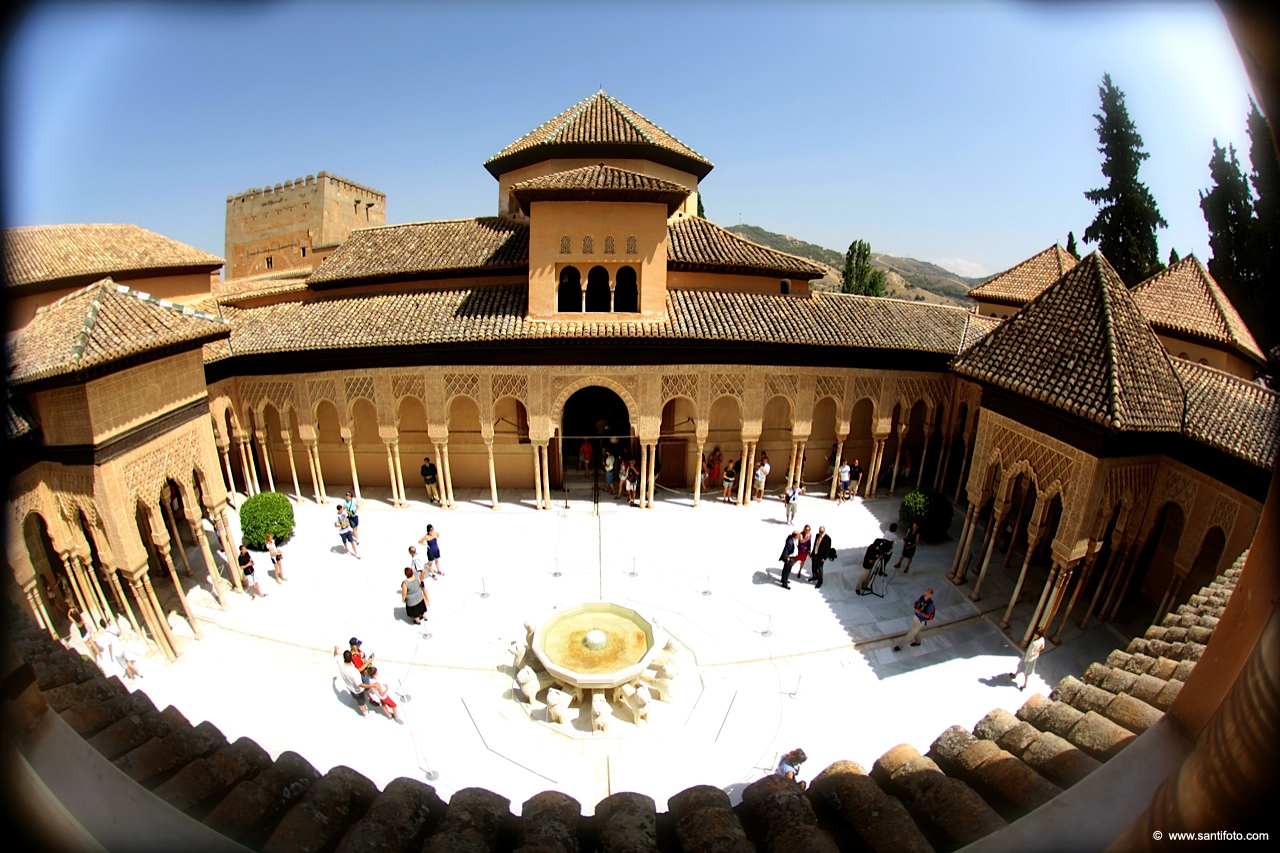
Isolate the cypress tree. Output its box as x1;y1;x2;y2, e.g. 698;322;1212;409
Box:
842;239;871;294
1168;247;1180;266
1199;139;1255;306
696;192;706;219
1246;100;1279;349
1066;231;1080;260
1083;74;1167;286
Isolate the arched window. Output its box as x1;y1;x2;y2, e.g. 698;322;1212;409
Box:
558;266;582;312
780;279;791;294
615;266;638;312
585;266;611;312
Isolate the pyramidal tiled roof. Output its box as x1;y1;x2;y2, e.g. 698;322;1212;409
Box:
3;223;223;290
968;244;1079;306
485;92;713;179
667;217;826;279
1131;255;1265;364
7;278;229;387
954;252;1184;432
510;164;691;214
1173;359;1279;468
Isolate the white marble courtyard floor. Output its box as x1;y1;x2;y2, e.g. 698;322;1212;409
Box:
86;477;1130;815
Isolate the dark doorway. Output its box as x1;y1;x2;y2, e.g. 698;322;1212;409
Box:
561;386;633;486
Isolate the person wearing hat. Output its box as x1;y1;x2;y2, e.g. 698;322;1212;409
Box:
333;645;370;716
348;637;375;690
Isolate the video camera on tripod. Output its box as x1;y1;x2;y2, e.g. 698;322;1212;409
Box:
860;537;896;597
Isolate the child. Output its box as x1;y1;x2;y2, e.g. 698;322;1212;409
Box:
365;666;404;723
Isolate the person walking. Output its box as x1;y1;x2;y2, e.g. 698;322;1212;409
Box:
239;545;268;598
1012;629;1047;691
722;461;737;502
402;566;429;624
838;460;852;502
420;457;440;505
418;525;443;576
69;608;102;660
334;645;370;716
102;619;141;681
775;748;808;791
604;451;616;494
408;544;432;581
850;458;863;499
895;522;921;573
364;666;404;723
778;530;800;589
784;483;800;524
266;533;286;583
894;588;935;651
343;492;362;542
795;525;814;580
335;505;359;558
810;526;832;589
625;463;639;507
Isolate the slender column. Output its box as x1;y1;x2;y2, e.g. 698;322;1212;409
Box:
949;504;977;580
738;441;754;506
392;442;408;508
609;283;615;312
219;444;238;504
1105;537;1147;622
969;500;1011;601
1038;560;1078;640
385;442;402;507
242;438;261;495
953;440;973;503
933;420;952;491
785;442;799;491
1052;547;1101;643
153;527;202;640
1080;536;1128;630
107;571;142;634
888;425;906;497
1000;522;1046;629
1022;560;1062;646
532;442;544;509
187;509;226;609
79;557;114;622
131;576;176;661
829;439;845;500
867;438;886;498
213;511;243;591
796;440;808;487
485;439;499;509
304;440;321;502
1003;491;1029;566
160;493;193;577
540;444;551;510
1154;573;1186;627
256;431;276;493
141;572;182;654
284;436;302;502
345;437;361;501
442;442;457;508
647;443;658;507
28;588;58;639
693;440;705;507
915;425;933;490
60;554;94;621
235;440;252;496
638;442;650;509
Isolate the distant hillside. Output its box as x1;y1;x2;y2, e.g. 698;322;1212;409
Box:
725;223;983;309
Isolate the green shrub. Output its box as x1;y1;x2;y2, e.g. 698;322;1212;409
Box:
239;492;295;550
898;488;955;543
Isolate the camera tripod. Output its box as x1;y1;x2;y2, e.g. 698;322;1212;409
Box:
863;554;897;598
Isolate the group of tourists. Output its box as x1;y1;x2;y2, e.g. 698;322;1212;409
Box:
399;525;443;624
703;447;774;503
334;492;363;558
776;524;835;589
578;437;650;507
333;637;404;722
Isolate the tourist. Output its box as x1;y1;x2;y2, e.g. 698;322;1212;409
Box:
333;645;369;716
784;482;800;525
335;504;359;558
418;524;443;576
795;525;813;580
349;637;375;688
838;459;852;502
364;666;404;723
753;455;770;501
343;491;362;542
421;457;440;505
1012;629;1047;691
810;526;833;589
266;532;286;583
102;619;141;681
722;460;736;502
775;748;808;791
408;544;431;581
68;608;102;660
895;522;921;573
625;463;639;507
604;451;616;494
778;529;800;589
239;545;267;598
850;458;864;499
856;523;899;595
893;587;935;651
402;566;429;624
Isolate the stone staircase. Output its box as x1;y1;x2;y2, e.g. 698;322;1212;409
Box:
7;554;1242;852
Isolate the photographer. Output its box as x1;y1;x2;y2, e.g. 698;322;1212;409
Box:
855;522;899;595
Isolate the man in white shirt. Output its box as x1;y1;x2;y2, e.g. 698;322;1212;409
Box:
100;619;141;680
334;645;370;716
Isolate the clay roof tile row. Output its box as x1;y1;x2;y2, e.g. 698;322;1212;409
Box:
1131;256;1266;364
3;224;223;290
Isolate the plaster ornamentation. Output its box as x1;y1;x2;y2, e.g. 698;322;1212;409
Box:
444;373;481;405
1209;492;1239;537
814;374;843;404
491;373;528;405
661;373;699;406
710;373;745;401
391;374;426;406
765;373;798;401
344;376;377;407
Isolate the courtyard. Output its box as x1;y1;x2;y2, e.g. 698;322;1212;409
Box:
80;477;1130;815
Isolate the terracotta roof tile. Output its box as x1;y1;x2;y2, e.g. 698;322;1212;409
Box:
4;224;223;290
1173;360;1279;468
208;287;989;357
954;252;1184;431
485;92;713;178
7;278;229;386
968;244;1078;306
510;164;690;214
5;391;35;440
667;218;825;279
306;218;530;287
1131;256;1265;364
213;269;312;304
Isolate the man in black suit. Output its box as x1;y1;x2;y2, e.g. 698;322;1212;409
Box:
778;530;800;589
810;526;832;589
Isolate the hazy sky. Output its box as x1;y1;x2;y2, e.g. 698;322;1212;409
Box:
1;1;1260;278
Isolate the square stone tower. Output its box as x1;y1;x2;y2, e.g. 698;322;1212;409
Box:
224;172;386;280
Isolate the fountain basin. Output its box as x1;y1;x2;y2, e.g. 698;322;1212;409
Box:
531;603;660;690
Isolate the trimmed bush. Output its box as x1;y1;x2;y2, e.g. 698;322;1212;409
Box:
898;488;955;543
238;492;295;550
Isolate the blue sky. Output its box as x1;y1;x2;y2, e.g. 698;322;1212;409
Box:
1;1;1260;279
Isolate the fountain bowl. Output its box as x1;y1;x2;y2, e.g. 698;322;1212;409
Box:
531;603;661;690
